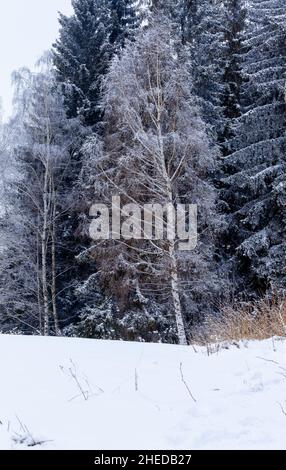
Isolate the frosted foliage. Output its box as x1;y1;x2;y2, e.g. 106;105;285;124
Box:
223;0;286;291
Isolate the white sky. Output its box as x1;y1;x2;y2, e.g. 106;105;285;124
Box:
0;0;73;120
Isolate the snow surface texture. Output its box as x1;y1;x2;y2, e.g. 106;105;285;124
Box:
0;335;285;450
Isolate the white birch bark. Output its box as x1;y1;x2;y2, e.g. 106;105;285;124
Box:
42;160;50;336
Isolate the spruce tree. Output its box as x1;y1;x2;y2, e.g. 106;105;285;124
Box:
183;1;226;140
109;0;143;49
53;0;111;126
53;0;145;333
53;0;143;126
222;0;286;293
221;0;247;146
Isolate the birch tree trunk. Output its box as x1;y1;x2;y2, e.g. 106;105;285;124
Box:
169;240;188;345
155;63;188;345
37;213;44;335
42;162;50;336
42;91;52;337
51;177;60;336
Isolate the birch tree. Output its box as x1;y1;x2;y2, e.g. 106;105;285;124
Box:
0;59;84;335
82;16;219;344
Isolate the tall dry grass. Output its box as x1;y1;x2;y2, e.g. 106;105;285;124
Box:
200;294;286;344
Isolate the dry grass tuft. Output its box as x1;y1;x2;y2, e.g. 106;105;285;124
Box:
200;294;286;344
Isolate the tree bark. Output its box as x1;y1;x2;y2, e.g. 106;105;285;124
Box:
51;177;60;336
42;163;50;336
169;240;188;345
155;66;188;345
36;213;44;335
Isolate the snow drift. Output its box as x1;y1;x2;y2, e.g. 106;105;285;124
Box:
0;334;285;450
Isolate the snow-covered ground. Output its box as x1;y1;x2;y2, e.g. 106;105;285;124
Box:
0;334;285;450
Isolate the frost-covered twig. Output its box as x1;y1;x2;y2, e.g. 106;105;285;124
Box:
277;402;286;417
12;416;50;447
68;359;89;401
60;359;104;402
135;369;139;392
180;363;197;403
